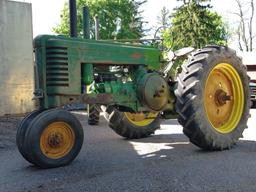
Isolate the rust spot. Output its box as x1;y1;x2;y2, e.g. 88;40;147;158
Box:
131;53;142;59
82;93;113;104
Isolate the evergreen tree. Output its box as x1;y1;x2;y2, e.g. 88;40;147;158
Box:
163;0;228;50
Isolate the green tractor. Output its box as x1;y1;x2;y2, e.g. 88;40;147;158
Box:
16;4;251;168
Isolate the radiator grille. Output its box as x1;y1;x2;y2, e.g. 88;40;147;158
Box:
46;47;69;87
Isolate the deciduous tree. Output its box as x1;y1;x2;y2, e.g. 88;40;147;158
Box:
53;0;146;39
233;0;255;51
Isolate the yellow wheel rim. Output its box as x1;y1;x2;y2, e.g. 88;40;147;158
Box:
124;112;158;127
40;122;75;159
204;63;244;134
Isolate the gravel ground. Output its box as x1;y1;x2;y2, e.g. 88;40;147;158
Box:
0;116;22;149
0;110;255;192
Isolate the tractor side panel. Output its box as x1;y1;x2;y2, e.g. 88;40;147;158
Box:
34;35;161;108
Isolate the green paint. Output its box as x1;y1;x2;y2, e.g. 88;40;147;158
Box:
81;64;93;85
34;34;177;116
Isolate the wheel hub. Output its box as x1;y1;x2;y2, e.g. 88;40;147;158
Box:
40;122;75;159
204;63;244;133
214;89;232;107
124;112;158;127
48;133;63;148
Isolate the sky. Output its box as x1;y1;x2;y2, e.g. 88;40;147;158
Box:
11;0;254;50
13;0;232;35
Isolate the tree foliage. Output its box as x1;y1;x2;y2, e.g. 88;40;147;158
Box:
157;7;170;29
163;0;228;50
152;6;170;49
53;0;146;39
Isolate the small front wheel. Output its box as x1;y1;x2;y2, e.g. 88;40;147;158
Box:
16;109;45;163
19;109;84;168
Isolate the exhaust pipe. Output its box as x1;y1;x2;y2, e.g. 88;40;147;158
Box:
69;0;77;37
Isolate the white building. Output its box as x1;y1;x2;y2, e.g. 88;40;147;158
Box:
238;52;256;82
0;0;35;116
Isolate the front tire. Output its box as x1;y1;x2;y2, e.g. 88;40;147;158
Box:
16;109;45;163
175;46;250;150
21;109;84;168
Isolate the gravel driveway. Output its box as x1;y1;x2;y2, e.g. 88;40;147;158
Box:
0;110;255;192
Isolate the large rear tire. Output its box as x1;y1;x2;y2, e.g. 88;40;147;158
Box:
175;46;250;150
106;107;160;139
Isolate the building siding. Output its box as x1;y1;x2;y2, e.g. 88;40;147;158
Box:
0;0;35;115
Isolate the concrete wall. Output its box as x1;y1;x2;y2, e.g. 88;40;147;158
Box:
0;0;35;115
